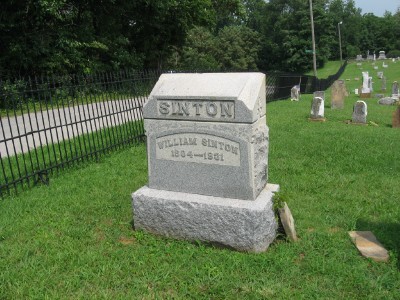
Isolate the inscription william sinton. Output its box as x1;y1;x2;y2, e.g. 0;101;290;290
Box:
156;133;240;166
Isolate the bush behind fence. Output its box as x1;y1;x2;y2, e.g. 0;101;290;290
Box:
0;64;347;196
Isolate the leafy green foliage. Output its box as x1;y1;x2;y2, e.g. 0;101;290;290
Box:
0;0;400;75
175;25;261;71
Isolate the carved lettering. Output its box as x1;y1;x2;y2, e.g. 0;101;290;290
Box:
156;133;240;166
157;100;235;120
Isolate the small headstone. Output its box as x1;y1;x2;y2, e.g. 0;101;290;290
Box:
278;202;298;242
356;54;363;61
378;51;386;60
331;80;346;109
378;97;396;105
355;88;359;95
360;72;371;98
377;71;383;79
368;77;373;92
291;85;300;101
349;231;389;262
374;66;378;70
382;62;388;68
367;55;374;60
356;62;362;67
381;76;387;91
352;101;367;124
354;77;360;81
310;96;324;120
391;81;399;98
393;107;400;128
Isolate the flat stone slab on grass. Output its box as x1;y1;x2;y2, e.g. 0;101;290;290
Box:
278;202;298;242
348;231;389;262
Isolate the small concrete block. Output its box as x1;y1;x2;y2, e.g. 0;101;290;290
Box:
278;202;298;242
348;231;389;262
132;184;279;252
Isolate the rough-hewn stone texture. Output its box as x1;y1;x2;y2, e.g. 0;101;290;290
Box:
349;231;389;262
132;184;278;252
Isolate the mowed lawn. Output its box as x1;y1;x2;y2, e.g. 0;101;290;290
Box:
0;61;399;299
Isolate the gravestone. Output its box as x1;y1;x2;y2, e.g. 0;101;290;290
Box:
368;77;373;92
378;51;386;60
356;54;363;61
392;81;399;99
360;72;371;98
377;71;383;79
313;91;325;101
132;73;279;252
331;80;346;109
393;107;400;128
291;85;300;101
381;76;387;91
374;66;378;70
310;96;324;120
352;101;367;124
378;97;396;105
382;62;388;68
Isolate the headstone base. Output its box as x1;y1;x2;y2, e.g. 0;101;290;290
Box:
360;92;371;98
132;184;279;252
308;117;326;122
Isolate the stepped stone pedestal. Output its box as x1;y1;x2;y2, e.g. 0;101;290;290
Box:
132;73;279;252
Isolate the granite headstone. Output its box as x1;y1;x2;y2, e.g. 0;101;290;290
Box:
352;101;367;124
331;80;346;109
291;85;300;101
310;96;324;120
132;73;279;252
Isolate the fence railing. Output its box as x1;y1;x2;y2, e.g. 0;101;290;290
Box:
0;69;161;195
264;61;348;101
0;64;347;196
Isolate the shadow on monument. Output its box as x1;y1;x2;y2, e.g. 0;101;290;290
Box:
356;219;400;269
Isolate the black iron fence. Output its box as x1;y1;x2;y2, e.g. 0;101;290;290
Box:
0;69;160;195
0;64;347;196
264;61;348;101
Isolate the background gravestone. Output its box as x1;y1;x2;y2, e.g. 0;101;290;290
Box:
392;81;399;99
313;91;325;100
331;80;346;109
381;76;387;91
360;71;371;98
310;96;324;120
132;73;279;252
352;101;367;124
291;85;300;101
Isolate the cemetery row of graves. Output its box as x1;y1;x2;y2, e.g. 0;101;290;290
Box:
295;57;400;128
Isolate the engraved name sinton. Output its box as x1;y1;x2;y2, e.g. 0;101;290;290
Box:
157;100;234;120
156;133;240;166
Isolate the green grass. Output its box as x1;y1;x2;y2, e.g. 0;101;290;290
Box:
1;62;400;298
306;60;343;78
